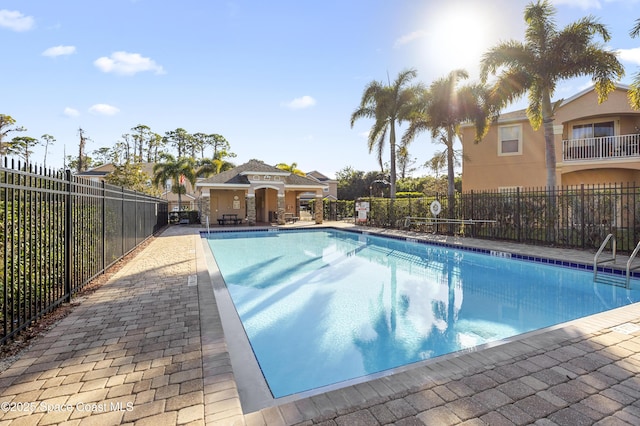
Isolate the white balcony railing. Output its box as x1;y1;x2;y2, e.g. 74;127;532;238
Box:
563;134;640;162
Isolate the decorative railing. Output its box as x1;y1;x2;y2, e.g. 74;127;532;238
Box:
563;134;640;162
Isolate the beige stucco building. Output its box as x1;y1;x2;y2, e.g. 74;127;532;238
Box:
460;84;640;191
195;159;328;225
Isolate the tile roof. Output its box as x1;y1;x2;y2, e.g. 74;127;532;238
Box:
197;159;325;187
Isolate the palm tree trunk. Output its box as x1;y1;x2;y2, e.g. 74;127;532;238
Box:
542;90;557;188
446;127;456;234
389;121;397;199
542;89;557;242
389;121;397;227
446;127;455;214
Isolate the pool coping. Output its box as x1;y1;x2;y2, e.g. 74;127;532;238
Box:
199;223;640;423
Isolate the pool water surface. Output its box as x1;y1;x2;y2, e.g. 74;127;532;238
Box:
205;228;640;398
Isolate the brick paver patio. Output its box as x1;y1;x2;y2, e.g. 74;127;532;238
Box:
0;223;639;425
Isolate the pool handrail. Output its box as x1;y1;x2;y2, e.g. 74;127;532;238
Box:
626;240;640;288
594;233;616;282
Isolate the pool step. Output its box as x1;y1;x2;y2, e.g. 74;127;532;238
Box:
594;272;627;288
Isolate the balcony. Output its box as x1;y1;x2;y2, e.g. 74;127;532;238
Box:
563;134;640;162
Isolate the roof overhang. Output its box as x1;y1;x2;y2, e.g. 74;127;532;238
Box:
239;170;290;177
195;183;251;190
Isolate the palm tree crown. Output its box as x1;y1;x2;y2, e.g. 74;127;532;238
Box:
402;69;496;217
196;156;234;178
480;0;624;188
350;69;422;199
152;154;197;211
276;162;306;176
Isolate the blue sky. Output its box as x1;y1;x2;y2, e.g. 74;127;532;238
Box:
2;0;640;179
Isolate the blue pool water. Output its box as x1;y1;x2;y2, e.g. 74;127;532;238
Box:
205;228;640;398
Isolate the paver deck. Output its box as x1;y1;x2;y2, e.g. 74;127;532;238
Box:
0;223;639;425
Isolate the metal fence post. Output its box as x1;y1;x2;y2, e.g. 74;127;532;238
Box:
516;187;521;242
121;186;125;257
64;169;73;302
102;180;106;272
580;184;585;249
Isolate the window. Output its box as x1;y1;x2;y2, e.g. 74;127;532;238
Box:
498;124;522;155
571;121;614;139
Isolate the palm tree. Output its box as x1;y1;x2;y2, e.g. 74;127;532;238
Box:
196;156;234;178
350;69;422;199
275;162;305;176
152;154;196;211
629;18;640;110
480;0;624;188
402;69;495;219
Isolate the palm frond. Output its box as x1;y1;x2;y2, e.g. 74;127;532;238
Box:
631;18;640;38
629;73;640;110
480;41;530;82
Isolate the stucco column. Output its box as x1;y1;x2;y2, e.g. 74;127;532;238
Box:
277;194;286;225
315;194;323;224
246;194;256;225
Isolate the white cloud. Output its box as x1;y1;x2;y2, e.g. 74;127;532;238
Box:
0;10;35;32
93;51;165;76
42;45;76;57
618;47;640;65
394;30;428;48
282;95;316;110
88;104;120;116
63;107;80;117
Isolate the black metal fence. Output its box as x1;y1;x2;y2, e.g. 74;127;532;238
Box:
349;183;640;253
1;159;168;344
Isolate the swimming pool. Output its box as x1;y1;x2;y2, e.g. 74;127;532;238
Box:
205;228;640;399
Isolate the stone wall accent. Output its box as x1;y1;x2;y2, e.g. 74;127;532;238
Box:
315;195;323;224
199;195;211;224
246;195;256;225
277;195;286;225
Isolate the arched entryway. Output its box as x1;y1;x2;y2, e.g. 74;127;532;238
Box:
254;187;281;223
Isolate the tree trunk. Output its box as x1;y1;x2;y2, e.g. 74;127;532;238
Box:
389;121;397;227
389;121;397;199
541;89;557;242
446;127;456;234
446;127;456;217
541;90;557;188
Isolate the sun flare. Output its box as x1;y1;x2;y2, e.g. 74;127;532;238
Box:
441;16;486;58
403;3;500;78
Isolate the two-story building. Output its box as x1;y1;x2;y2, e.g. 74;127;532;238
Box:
460;84;640;191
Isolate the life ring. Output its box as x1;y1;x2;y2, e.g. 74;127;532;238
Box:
430;200;442;216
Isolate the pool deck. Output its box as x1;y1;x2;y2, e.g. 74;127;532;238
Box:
1;222;640;425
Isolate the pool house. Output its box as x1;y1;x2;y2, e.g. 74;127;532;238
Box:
195;159;328;226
